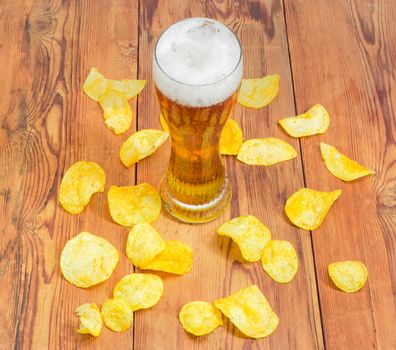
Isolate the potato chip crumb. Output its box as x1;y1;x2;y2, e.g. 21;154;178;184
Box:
75;303;103;337
179;301;223;336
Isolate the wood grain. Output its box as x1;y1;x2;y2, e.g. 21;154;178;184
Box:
284;0;396;349
135;0;323;349
0;0;138;348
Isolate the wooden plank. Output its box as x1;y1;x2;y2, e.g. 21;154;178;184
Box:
284;0;396;348
135;0;323;348
0;0;138;348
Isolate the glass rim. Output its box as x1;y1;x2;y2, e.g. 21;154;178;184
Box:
153;17;243;88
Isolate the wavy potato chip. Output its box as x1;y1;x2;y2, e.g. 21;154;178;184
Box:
328;261;368;293
99;89;133;134
83;67;146;101
113;273;164;311
261;240;298;283
278;104;329;137
220;119;244;155
214;285;279;339
126;223;166;267
217;215;271;262
179;301;223;336
108;184;161;226
101;299;133;332
60;232;119;288
285;188;342;230
59;161;105;214
237;137;297;166
120;129;169;167
238;75;280;109
320;143;375;181
159;114;169;131
75;303;103;337
141;240;193;275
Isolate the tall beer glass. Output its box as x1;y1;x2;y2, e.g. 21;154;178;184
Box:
153;18;243;223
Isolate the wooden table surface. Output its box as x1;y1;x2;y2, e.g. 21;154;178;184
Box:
1;0;395;349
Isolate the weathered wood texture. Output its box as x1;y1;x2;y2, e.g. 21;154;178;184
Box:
284;0;396;349
0;0;394;349
135;0;322;349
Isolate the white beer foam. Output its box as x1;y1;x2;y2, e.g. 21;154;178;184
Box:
153;18;243;107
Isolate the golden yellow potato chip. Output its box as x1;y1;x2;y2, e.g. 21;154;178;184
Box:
101;299;133;332
238;75;280;109
261;240;298;283
217;215;271;262
126;223;166;267
60;232;119;288
106;78;146;100
120;129;169;167
75;303;103;337
285;188;342;230
83;67;108;102
237;137;297;166
328;261;368;293
320;142;375;181
113;273;163;311
98;89;133;135
83;67;146;101
141;240;193;275
108;183;161;226
159;114;169;131
59;161;106;214
220;119;244;155
214;285;279;339
179;301;223;336
278;104;330;137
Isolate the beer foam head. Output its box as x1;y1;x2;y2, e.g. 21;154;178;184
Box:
153;18;243;107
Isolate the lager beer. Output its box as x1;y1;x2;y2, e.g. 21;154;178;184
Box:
153;18;243;223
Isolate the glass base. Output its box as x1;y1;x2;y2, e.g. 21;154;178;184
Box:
159;176;232;224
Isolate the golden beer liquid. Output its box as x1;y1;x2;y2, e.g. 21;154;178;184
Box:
156;86;239;223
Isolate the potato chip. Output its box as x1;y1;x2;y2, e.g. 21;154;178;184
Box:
237;137;297;166
238;75;280;109
141;240;193;275
101;299;133;332
106;78;146;100
159;114;169;131
83;67;146;101
217;215;271;262
220;119;244;155
75;303;103;337
60;232;119;288
261;240;298;283
320;142;375;181
278;104;330;137
59;161;106;214
214;285;279;338
285;188;342;230
108;183;161;226
113;273;163;311
328;261;368;293
126;223;166;267
83;67;108;101
99;90;133;134
120;129;169;167
179;301;223;336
